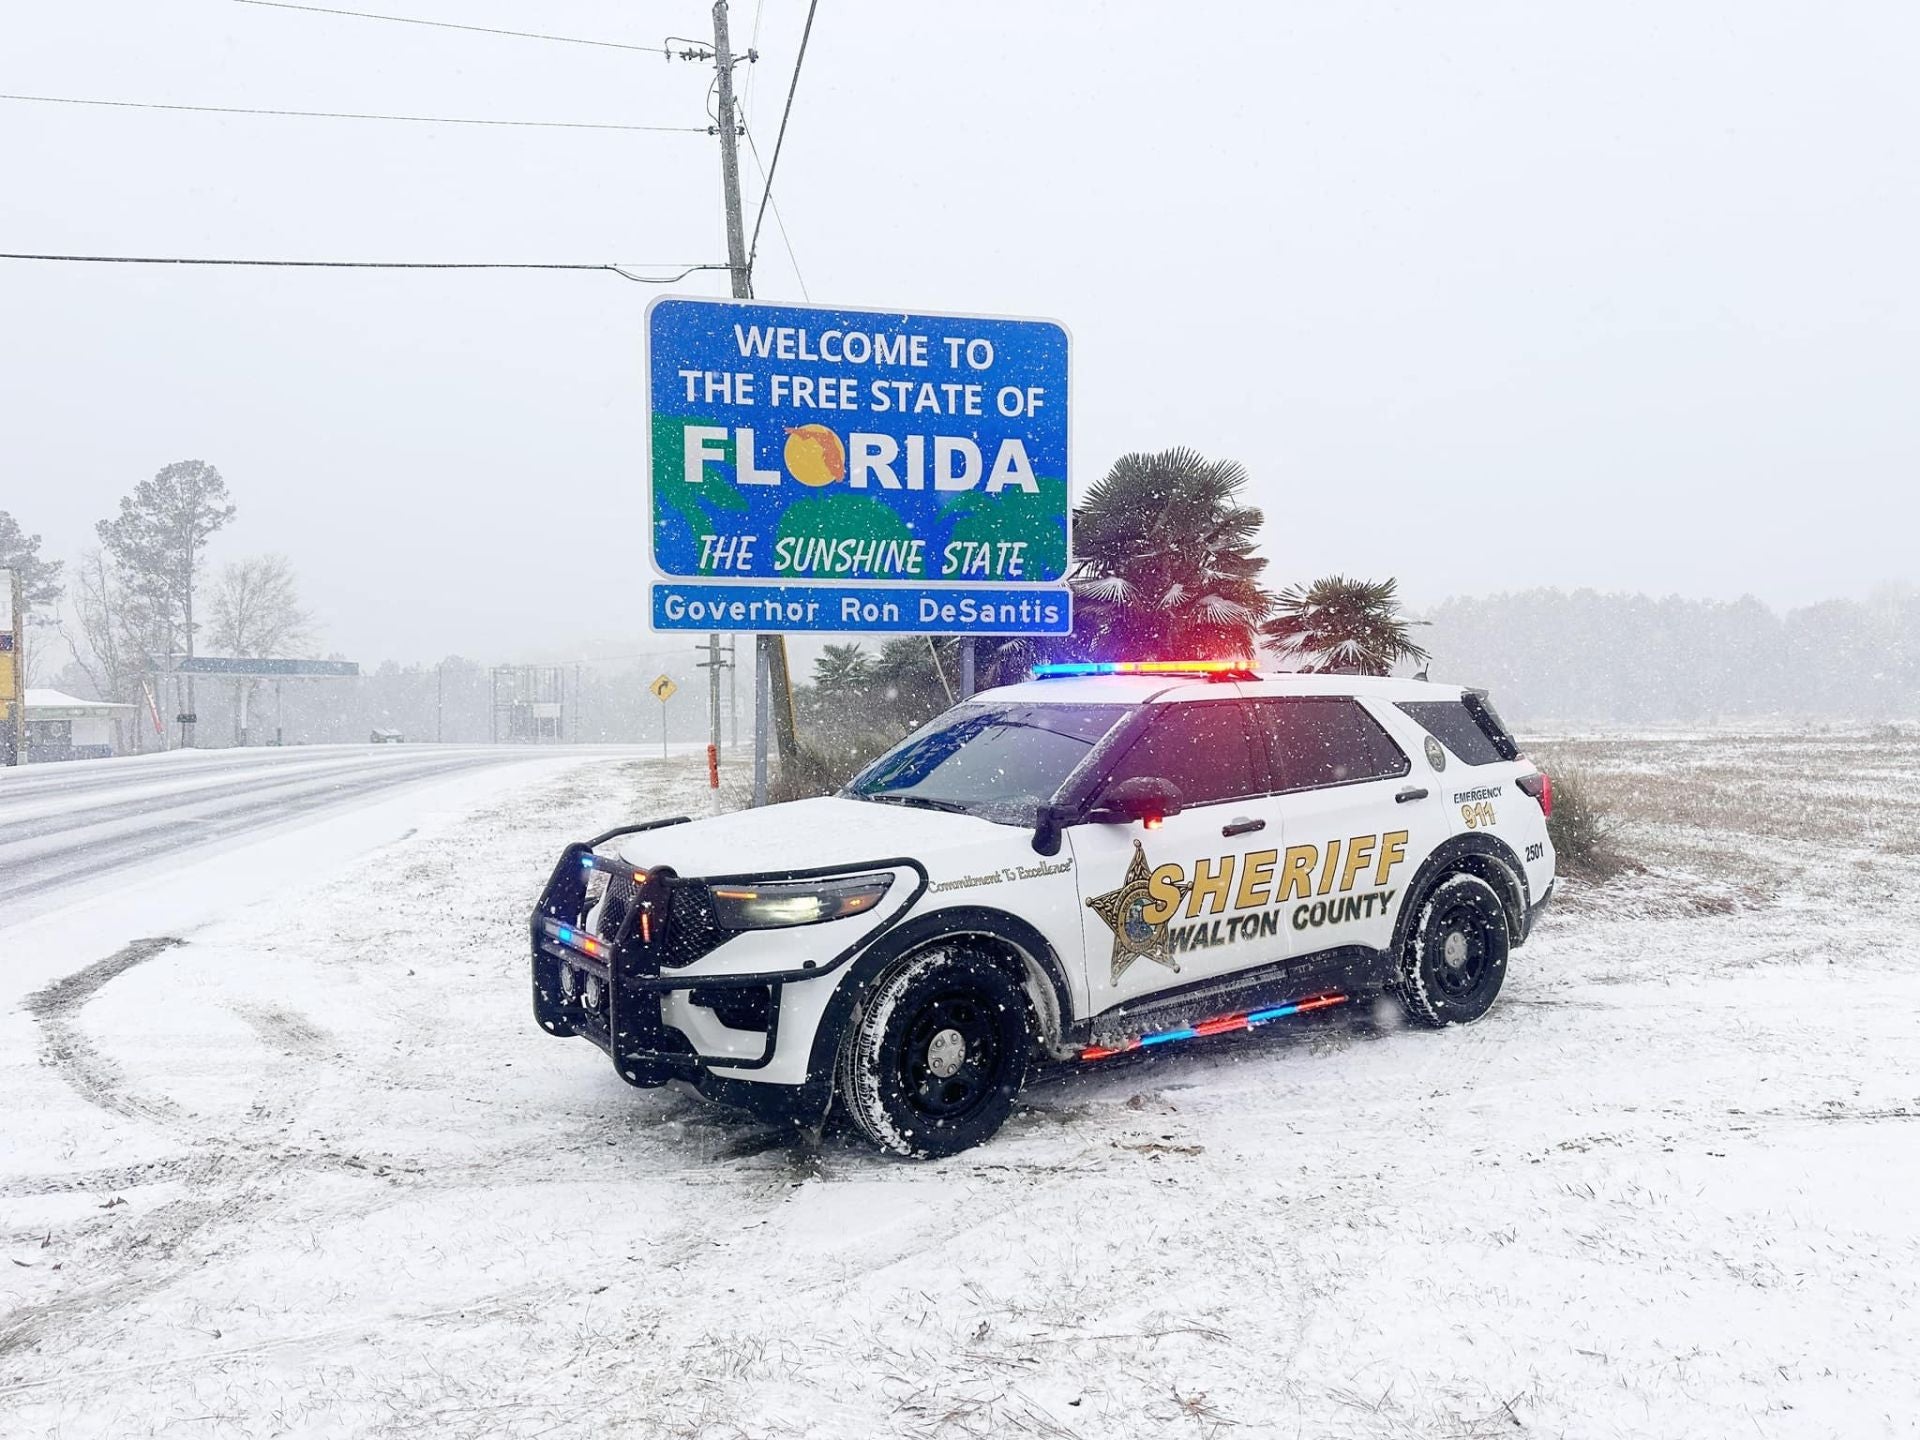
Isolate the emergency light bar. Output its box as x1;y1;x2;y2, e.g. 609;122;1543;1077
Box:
1031;659;1258;679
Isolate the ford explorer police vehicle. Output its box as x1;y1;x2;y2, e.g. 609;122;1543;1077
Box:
530;661;1555;1158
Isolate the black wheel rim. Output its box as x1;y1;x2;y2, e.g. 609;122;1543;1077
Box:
900;986;1002;1120
1430;901;1494;998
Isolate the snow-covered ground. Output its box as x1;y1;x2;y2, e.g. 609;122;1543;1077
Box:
2;734;1916;1438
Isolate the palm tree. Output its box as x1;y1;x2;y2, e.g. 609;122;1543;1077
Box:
812;642;874;694
868;637;954;726
1263;575;1430;676
1068;448;1273;659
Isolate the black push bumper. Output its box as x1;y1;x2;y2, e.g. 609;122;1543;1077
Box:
529;819;927;1090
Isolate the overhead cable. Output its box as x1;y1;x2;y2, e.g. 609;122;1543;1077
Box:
232;0;670;55
742;123;809;300
0;254;728;283
0;92;703;133
748;0;819;281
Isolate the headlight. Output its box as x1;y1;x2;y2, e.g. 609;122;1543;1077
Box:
708;873;894;930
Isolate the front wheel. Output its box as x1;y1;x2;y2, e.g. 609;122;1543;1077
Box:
1396;873;1511;1027
838;946;1033;1159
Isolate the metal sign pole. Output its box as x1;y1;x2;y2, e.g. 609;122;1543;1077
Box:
752;643;770;806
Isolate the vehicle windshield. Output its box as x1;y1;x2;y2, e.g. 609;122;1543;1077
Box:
846;702;1130;824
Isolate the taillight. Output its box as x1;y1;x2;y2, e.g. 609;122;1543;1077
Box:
1516;770;1552;818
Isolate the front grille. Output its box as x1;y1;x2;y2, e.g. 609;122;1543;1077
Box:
596;867;638;941
657;886;728;969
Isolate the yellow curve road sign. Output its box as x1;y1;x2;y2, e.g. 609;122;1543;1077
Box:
649;674;678;704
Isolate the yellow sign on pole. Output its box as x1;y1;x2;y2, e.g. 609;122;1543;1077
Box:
1;569;21;766
648;674;678;704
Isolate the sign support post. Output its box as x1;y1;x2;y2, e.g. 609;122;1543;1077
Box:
648;673;678;759
753;647;770;805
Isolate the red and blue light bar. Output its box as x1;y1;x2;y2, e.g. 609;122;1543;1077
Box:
1079;993;1348;1062
547;920;610;961
1033;659;1257;679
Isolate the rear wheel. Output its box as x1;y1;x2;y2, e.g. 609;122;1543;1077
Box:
838;946;1032;1159
1396;873;1510;1027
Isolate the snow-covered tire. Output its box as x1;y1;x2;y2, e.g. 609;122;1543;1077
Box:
1396;873;1510;1028
837;946;1032;1159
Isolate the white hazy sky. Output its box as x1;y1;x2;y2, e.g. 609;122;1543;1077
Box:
3;0;1915;665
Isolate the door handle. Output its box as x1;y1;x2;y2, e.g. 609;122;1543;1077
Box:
1395;787;1429;803
1222;816;1265;837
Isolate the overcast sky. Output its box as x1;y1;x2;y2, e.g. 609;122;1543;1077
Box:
3;1;1915;665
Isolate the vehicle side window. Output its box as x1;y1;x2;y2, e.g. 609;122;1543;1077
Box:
1250;697;1409;791
1396;698;1510;765
1099;701;1261;808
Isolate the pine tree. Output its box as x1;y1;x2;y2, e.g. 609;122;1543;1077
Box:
96;460;237;732
0;510;64;608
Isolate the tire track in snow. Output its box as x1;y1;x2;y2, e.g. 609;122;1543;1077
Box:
21;937;189;1128
4;939;340;1361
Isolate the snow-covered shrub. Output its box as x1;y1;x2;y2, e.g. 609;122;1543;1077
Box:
1545;765;1627;880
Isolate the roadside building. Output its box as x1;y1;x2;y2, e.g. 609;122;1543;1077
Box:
24;689;136;762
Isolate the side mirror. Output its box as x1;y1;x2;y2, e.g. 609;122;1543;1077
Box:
1087;776;1183;827
1032;804;1065;856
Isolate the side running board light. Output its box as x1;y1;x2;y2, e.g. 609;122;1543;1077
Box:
1079;993;1348;1062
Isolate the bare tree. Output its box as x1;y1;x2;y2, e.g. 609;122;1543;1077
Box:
211;555;311;659
63;549;152;750
211;555;312;743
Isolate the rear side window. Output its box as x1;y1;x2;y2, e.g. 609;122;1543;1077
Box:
1250;697;1409;791
1101;701;1262;808
1397;696;1518;765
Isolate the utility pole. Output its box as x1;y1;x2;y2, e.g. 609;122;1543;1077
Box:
696;633;728;757
710;0;768;814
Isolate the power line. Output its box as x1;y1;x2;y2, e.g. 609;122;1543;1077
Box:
742;123;809;300
748;0;818;284
742;0;767;117
0;92;703;133
0;254;728;283
231;0;673;55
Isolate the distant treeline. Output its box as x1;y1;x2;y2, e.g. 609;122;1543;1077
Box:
61;586;1917;752
1423;587;1918;725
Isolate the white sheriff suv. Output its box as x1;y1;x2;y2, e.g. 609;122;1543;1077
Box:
530;661;1556;1157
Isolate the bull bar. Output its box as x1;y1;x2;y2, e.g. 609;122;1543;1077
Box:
530;818;929;1087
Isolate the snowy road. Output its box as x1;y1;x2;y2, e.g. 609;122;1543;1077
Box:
0;747;543;912
1;737;1916;1438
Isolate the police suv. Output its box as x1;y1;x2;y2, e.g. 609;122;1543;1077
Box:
530;661;1556;1158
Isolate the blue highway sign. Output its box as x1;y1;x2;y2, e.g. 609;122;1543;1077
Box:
647;297;1071;635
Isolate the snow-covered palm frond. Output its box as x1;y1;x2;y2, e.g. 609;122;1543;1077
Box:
1077;574;1136;602
1195;593;1253;623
